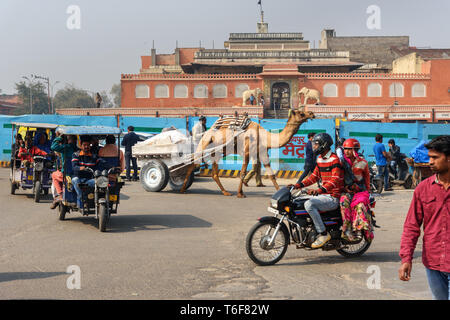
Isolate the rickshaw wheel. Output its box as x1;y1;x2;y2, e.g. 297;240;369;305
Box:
99;203;108;232
34;181;41;203
10;182;17;195
58;203;67;220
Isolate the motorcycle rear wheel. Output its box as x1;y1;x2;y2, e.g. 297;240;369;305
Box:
246;220;289;266
337;235;371;257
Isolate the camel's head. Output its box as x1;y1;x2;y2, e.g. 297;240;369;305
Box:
288;107;315;124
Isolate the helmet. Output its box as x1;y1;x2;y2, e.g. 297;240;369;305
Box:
342;138;361;150
312;133;333;155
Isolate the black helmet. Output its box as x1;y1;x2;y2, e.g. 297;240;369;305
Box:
312;133;333;155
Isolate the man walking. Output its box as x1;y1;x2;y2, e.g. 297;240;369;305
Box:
243;160;265;187
121;126;140;181
399;135;450;300
373;134;392;191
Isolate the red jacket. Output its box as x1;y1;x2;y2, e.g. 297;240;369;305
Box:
18;146;47;162
298;150;344;198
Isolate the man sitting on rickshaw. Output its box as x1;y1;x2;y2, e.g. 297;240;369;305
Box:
50;132;79;209
98;134;125;179
71;136;101;209
17;137;48;167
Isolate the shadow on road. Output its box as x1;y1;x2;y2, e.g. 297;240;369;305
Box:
0;271;66;283
65;214;212;233
273;251;422;267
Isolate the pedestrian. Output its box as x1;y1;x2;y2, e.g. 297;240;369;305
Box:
296;132;316;183
249;94;255;106
388;139;401;178
260;95;265;107
399;135;450;300
243;160;265;187
95;93;102;108
373;134;392;191
192;116;207;147
121;126;140;181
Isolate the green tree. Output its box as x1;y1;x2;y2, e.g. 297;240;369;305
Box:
14;81;50;115
53;85;96;109
110;83;121;107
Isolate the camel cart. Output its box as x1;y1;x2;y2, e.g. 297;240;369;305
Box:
135;116;251;192
406;158;433;188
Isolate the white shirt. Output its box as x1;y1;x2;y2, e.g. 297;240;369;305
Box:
192;122;205;145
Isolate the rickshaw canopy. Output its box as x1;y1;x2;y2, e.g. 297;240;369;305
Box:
11;122;60;130
55;126;122;136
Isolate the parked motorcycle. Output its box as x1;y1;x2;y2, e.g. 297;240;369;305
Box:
246;187;378;266
369;163;384;194
388;154;413;189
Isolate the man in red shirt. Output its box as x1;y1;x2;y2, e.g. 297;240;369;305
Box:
293;133;344;248
399;135;450;300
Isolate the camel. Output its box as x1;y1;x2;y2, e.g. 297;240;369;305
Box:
298;87;321;106
242;88;262;106
179;108;315;197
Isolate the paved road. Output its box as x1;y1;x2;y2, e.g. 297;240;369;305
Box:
0;168;430;300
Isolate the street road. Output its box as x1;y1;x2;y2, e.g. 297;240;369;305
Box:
0;168;430;300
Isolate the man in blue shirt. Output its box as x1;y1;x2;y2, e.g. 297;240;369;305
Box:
373;134;392;191
296;132;316;184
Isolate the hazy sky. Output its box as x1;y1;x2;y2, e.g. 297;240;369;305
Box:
1;0;449;95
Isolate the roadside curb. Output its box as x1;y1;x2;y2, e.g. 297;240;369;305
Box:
0;161;10;168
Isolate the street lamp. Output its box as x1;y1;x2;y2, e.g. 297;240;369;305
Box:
50;80;61;114
22;75;34;114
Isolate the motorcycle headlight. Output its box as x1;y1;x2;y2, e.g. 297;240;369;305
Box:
270;199;278;208
34;162;44;171
96;176;109;188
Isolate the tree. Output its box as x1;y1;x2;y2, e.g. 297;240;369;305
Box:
110;83;121;107
99;90;114;108
15;81;50;115
53;85;96;109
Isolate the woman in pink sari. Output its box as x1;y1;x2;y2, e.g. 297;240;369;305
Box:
340;139;374;242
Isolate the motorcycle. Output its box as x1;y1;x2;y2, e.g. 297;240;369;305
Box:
369;163;383;194
245;187;378;266
387;154;413;189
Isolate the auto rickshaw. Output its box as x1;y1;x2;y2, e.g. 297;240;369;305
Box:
9;122;58;202
55;125;124;232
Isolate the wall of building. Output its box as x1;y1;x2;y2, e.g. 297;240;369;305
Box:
322;32;409;67
392;53;425;73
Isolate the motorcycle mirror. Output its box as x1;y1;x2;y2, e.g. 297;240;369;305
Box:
94;170;101;177
102;169;108;176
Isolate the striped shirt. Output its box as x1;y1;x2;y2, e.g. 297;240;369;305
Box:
299;150;344;198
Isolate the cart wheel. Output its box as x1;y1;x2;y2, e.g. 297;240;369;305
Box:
403;175;413;189
169;171;195;191
10;182;17;195
140;159;169;192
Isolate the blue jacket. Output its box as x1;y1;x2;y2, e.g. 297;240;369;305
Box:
121;131;139;154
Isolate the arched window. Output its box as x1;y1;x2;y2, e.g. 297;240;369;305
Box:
135;84;149;98
367;83;382;97
345;83;360;97
323;83;338;97
235;84;249;98
412;83;426;97
154;84;169;98
213;84;227;98
194;84;208;98
389;83;404;97
174;84;188;98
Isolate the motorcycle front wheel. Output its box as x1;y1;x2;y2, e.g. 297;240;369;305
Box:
246;220;289;266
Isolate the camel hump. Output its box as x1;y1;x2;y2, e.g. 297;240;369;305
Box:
212;114;252;131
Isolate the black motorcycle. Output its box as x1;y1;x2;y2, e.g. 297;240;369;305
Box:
246;187;378;266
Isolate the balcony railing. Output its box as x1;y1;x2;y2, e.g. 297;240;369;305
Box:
195;50;349;60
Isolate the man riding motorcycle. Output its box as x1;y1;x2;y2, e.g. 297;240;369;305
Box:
291;133;344;249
